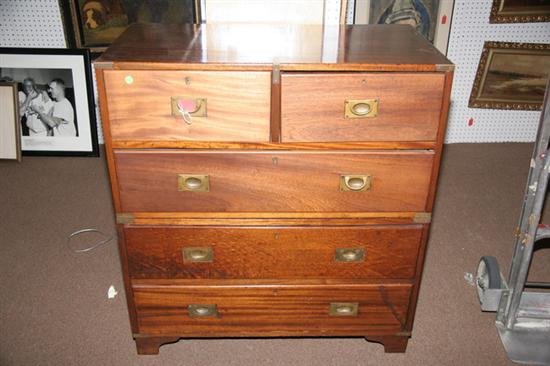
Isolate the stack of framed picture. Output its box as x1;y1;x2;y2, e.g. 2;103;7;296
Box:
469;0;550;110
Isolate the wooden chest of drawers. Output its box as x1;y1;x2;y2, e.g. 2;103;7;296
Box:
95;23;453;355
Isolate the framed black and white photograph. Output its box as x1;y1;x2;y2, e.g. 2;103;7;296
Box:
0;48;99;157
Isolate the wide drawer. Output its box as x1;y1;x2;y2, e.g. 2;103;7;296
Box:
102;70;271;142
281;72;445;142
132;281;411;336
115;150;434;212
125;225;422;280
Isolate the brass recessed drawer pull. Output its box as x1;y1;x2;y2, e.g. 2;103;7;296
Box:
178;174;210;192
171;96;207;125
335;248;365;262
182;246;213;262
344;99;378;119
340;175;371;192
329;302;359;316
188;304;218;317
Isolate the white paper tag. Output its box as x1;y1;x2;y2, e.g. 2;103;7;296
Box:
107;285;118;299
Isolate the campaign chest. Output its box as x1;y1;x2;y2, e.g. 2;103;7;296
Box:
94;23;453;355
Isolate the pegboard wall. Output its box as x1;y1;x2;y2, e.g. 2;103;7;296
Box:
446;0;550;142
0;0;105;143
0;0;548;143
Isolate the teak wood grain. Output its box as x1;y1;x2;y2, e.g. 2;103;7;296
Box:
114;150;434;213
94;68;122;212
132;283;412;336
281;72;445;142
124;225;423;280
425;71;455;212
110;140;436;150
93;22;454;355
122;212;428;226
94;24;452;71
103;70;271;142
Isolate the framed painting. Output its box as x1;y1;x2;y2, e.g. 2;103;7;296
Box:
469;42;550;110
353;0;455;55
0;48;99;157
0;82;21;161
490;0;550;23
59;0;200;53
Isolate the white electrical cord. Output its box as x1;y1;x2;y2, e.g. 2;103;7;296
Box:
67;228;115;253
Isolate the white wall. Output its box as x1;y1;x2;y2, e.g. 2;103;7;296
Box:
1;0;549;143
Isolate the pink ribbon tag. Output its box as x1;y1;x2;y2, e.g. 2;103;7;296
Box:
178;99;197;112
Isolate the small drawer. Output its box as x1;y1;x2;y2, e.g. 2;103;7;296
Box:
281;72;445;142
125;225;423;280
114;150;434;212
103;70;271;142
132;282;412;336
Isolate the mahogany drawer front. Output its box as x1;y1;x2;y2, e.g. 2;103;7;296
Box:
103;70;271;142
132;282;411;336
125;225;422;280
115;150;434;212
280;72;445;142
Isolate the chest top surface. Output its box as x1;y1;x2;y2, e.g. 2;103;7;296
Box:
95;23;452;71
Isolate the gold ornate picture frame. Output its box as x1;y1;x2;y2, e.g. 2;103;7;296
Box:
469;42;550;111
490;0;550;23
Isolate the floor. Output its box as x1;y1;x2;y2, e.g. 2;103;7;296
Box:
1;143;549;366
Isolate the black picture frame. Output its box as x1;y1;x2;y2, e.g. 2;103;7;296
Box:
0;48;99;157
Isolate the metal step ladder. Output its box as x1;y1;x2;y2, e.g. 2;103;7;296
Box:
476;80;550;365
